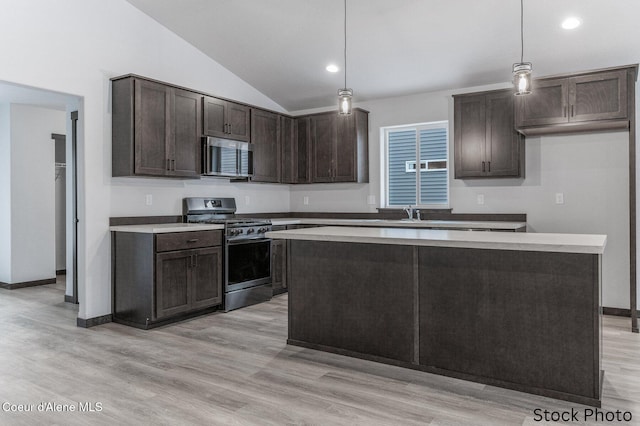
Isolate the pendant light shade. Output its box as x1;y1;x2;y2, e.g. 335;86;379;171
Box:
338;88;353;115
338;0;353;115
513;0;532;96
513;62;532;96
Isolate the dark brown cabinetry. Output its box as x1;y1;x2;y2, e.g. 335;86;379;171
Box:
112;76;202;178
112;229;223;329
251;109;281;182
516;67;631;135
454;89;524;179
271;225;287;295
294;117;311;183
307;108;369;183
203;96;251;142
280;115;298;184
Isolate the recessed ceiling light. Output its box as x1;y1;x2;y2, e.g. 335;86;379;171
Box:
561;17;581;30
326;64;339;73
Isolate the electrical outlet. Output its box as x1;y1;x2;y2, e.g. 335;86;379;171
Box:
477;194;484;205
245;195;250;205
145;194;152;206
367;195;376;205
303;196;309;205
555;193;564;204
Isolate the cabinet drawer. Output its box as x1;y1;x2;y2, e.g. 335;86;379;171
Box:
156;230;221;252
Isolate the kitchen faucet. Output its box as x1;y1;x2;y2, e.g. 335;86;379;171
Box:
403;206;414;220
403;206;422;221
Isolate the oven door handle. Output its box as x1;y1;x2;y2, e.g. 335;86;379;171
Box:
226;238;271;246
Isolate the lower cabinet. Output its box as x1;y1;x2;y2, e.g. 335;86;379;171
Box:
113;230;223;329
271;239;287;295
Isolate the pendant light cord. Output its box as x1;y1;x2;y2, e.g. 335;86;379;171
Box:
520;0;524;63
344;0;347;89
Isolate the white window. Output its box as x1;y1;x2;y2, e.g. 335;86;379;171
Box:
382;121;449;208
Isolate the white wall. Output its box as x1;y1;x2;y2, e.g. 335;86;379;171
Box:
0;103;11;283
0;0;290;319
9;104;66;283
291;84;631;309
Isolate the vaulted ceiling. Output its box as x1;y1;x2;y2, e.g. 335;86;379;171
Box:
126;0;640;112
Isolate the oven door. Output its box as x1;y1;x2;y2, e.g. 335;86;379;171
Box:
225;238;271;292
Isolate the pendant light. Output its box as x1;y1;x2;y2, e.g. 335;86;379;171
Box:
338;0;353;114
513;0;532;95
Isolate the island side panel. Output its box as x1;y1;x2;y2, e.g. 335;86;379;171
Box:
418;246;600;404
288;240;415;363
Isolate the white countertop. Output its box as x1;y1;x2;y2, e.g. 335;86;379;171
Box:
270;218;526;230
266;226;606;254
109;223;225;234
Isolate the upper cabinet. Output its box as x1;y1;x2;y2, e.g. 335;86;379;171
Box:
307;109;369;183
454;89;524;179
251;108;280;183
203;96;251;142
112;76;201;178
110;75;369;184
280;115;299;184
516;66;636;135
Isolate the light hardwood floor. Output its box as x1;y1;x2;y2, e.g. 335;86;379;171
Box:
0;279;639;425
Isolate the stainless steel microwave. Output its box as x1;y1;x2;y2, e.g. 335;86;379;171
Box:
202;137;253;178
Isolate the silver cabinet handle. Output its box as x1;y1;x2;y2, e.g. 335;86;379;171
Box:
482;161;485;172
488;161;491;172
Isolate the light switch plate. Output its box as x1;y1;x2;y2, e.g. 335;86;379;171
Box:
303;196;309;205
145;194;152;206
244;195;250;205
555;193;564;204
477;194;485;205
367;195;376;205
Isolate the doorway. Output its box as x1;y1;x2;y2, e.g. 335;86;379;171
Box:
0;80;82;314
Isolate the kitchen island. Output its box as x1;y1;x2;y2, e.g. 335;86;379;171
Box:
266;226;606;406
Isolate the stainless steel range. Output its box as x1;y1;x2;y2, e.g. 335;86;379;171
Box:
183;197;272;311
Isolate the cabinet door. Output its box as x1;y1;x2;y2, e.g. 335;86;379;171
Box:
515;78;568;127
202;96;227;138
227;102;251;142
191;247;223;310
171;88;202;177
280;116;296;183
295;117;311;183
251;109;280;182
335;114;357;182
271;239;287;294
134;79;171;176
485;90;521;177
311;113;337;182
156;251;192;319
454;95;486;178
570;70;628;122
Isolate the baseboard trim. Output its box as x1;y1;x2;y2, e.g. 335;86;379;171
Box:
602;307;640;317
77;314;112;328
0;278;56;290
56;269;66;275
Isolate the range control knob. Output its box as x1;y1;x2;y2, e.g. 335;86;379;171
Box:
246;228;255;234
